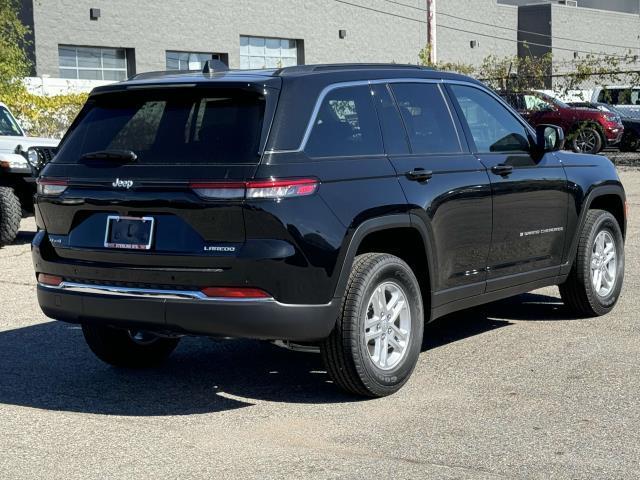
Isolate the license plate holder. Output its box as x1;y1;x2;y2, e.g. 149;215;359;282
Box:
104;215;155;250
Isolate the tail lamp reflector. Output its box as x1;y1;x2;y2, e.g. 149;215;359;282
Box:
38;273;63;286
200;287;271;299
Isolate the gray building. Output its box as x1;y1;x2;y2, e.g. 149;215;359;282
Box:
20;0;427;80
439;0;640;72
17;0;640;83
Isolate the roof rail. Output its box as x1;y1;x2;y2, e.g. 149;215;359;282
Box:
128;69;188;81
274;63;428;76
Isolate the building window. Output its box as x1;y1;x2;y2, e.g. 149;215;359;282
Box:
166;51;221;71
239;36;298;69
59;46;128;81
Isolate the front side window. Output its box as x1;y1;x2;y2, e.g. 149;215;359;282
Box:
0;106;23;136
523;94;553;111
239;36;298;69
598;88;640;105
54;89;266;165
166;51;221;71
305;86;383;158
450;85;531;153
391;83;462;154
59;46;128;81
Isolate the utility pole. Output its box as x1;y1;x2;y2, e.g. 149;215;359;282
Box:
427;0;437;63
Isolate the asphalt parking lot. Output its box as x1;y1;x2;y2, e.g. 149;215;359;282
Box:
0;170;638;479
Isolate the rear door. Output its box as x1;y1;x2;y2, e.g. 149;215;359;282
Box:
447;83;568;291
37;83;278;267
375;82;493;305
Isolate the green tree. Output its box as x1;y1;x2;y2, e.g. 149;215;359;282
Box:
0;0;31;95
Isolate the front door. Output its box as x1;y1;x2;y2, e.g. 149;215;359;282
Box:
447;84;569;292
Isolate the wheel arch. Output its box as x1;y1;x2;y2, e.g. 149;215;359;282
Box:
332;214;435;314
561;184;626;275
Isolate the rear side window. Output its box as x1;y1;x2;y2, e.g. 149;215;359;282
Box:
390;83;462;154
54;89;267;164
305;85;383;157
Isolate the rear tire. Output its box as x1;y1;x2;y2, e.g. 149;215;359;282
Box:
321;253;424;397
0;186;21;246
559;210;624;317
82;324;180;368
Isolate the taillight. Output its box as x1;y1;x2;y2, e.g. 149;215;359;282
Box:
200;287;271;299
189;178;318;200
246;178;318;199
37;178;68;196
38;273;63;286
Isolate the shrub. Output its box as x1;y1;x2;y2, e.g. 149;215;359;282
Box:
0;87;87;138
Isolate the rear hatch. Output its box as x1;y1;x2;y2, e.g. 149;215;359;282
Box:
37;79;280;268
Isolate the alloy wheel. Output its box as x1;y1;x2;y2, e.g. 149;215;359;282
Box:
575;129;598;153
363;281;411;370
590;230;617;297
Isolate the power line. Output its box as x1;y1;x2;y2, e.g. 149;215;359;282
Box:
379;0;427;12
331;0;426;23
437;12;639;51
328;0;634;58
438;24;631;58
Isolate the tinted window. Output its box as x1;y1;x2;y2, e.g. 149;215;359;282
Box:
390;83;462;154
54;89;266;164
371;84;410;155
450;85;530;153
305;86;383;157
598;88;640;105
0;107;22;136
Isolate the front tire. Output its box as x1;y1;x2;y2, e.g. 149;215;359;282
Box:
82;324;180;368
620;133;639;152
321;253;424;397
0;186;21;246
559;210;624;317
571;126;603;154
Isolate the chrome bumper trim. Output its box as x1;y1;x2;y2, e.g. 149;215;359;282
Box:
38;281;275;303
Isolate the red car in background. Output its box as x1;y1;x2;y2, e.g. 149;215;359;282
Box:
500;91;623;154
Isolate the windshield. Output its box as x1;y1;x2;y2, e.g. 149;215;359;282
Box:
539;93;569;109
54;88;267;165
0;107;23;136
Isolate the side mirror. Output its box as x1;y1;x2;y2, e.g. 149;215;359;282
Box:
536;124;564;152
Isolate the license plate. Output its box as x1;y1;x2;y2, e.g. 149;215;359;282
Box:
104;216;155;250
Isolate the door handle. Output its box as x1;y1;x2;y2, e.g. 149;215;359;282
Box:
491;164;513;176
405;168;433;182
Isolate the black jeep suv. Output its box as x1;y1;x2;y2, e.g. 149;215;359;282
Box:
32;64;626;397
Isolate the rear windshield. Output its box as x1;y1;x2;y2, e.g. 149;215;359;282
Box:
54;88;267;164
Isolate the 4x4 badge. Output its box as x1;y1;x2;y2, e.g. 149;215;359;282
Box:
112;178;134;189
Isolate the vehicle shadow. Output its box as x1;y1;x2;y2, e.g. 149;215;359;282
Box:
0;292;573;416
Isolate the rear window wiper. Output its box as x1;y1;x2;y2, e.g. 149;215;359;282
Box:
80;149;138;162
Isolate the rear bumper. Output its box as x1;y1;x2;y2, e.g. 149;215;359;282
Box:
37;282;339;341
